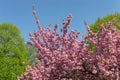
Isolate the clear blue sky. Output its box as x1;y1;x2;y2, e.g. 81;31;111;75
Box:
0;0;120;42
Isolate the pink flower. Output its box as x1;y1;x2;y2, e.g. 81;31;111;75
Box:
19;6;120;80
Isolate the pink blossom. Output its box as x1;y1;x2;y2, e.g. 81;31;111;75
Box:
19;6;120;80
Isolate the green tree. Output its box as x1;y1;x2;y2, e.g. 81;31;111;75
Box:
90;13;120;32
0;23;29;80
87;13;120;51
26;44;37;66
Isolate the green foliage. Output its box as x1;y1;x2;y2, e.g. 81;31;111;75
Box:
90;13;120;32
85;39;96;51
0;23;29;80
88;13;120;50
26;44;37;66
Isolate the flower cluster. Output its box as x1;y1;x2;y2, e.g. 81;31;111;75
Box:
18;6;120;80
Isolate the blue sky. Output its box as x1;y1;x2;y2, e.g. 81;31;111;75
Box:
0;0;120;42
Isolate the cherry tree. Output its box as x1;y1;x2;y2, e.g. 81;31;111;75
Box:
18;6;120;80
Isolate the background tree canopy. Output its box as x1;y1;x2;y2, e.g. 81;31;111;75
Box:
90;13;120;32
26;44;37;66
0;23;30;80
87;13;120;51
